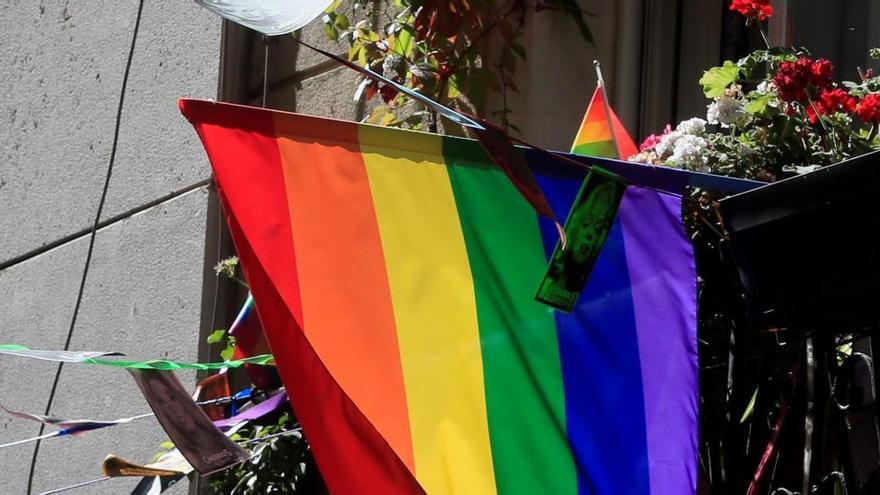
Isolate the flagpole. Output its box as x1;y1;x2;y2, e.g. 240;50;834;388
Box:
593;60;623;159
262;35;271;108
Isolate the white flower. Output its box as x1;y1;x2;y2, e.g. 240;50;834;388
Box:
629;150;662;165
757;80;775;95
707;96;747;127
654;131;682;159
676;117;707;136
668;134;708;171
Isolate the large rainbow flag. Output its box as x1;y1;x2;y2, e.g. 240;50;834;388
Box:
181;99;698;495
571;87;639;159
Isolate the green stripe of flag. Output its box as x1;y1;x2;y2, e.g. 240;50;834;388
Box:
444;138;578;495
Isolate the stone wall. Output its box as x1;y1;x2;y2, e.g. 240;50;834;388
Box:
0;0;220;492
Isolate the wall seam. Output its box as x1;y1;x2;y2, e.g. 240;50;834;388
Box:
0;180;212;271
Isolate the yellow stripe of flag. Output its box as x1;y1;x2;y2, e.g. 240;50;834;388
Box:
359;126;497;495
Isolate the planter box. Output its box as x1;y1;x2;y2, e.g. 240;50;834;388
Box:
720;150;880;330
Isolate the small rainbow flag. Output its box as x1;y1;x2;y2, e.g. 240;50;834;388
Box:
571;87;638;160
181;99;698;495
228;294;278;390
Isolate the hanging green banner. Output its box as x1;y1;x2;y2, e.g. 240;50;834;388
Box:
535;170;626;312
0;344;274;370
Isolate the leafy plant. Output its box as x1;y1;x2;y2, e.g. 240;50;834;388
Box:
209;411;320;494
634;49;880;180
642;3;880;493
633;2;880;180
206;329;237;361
214;255;249;288
323;0;594;132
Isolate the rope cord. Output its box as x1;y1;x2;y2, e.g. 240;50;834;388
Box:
25;0;146;491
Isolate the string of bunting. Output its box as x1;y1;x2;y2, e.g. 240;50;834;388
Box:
8;390;291;495
0;344;274;370
38;429;305;495
0;394;256;450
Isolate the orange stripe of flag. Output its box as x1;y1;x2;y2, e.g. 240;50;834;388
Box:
273;115;416;470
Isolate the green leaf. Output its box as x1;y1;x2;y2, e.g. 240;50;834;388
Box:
321;12;340;42
159;441;175;450
446;75;461;100
357;45;368;67
323;22;339;42
700;61;740;98
207;329;227;345
334;13;350;30
394;26;414;58
365;104;388;124
740;388;758;424
745;92;774;114
220;345;236;362
736;50;769;78
380;111;397;127
510;42;527;61
347;44;361;62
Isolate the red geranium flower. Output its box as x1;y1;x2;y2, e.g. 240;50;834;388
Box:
806;88;857;123
773;59;811;102
819;88;857;113
773;56;836;103
729;0;773;21
857;93;880;123
810;59;834;88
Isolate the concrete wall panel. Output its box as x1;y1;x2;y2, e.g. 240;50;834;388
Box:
0;0;219;264
0;186;208;493
294;67;361;120
103;0;219;218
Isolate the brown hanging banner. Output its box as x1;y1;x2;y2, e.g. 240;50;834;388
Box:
469;119;561;222
128;369;250;475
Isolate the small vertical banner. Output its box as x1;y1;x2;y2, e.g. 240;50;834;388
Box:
535;171;626;312
128;369;250;474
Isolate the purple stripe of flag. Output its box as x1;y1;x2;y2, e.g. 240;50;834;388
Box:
618;187;699;495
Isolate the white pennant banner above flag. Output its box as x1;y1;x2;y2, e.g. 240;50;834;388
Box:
195;0;332;36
